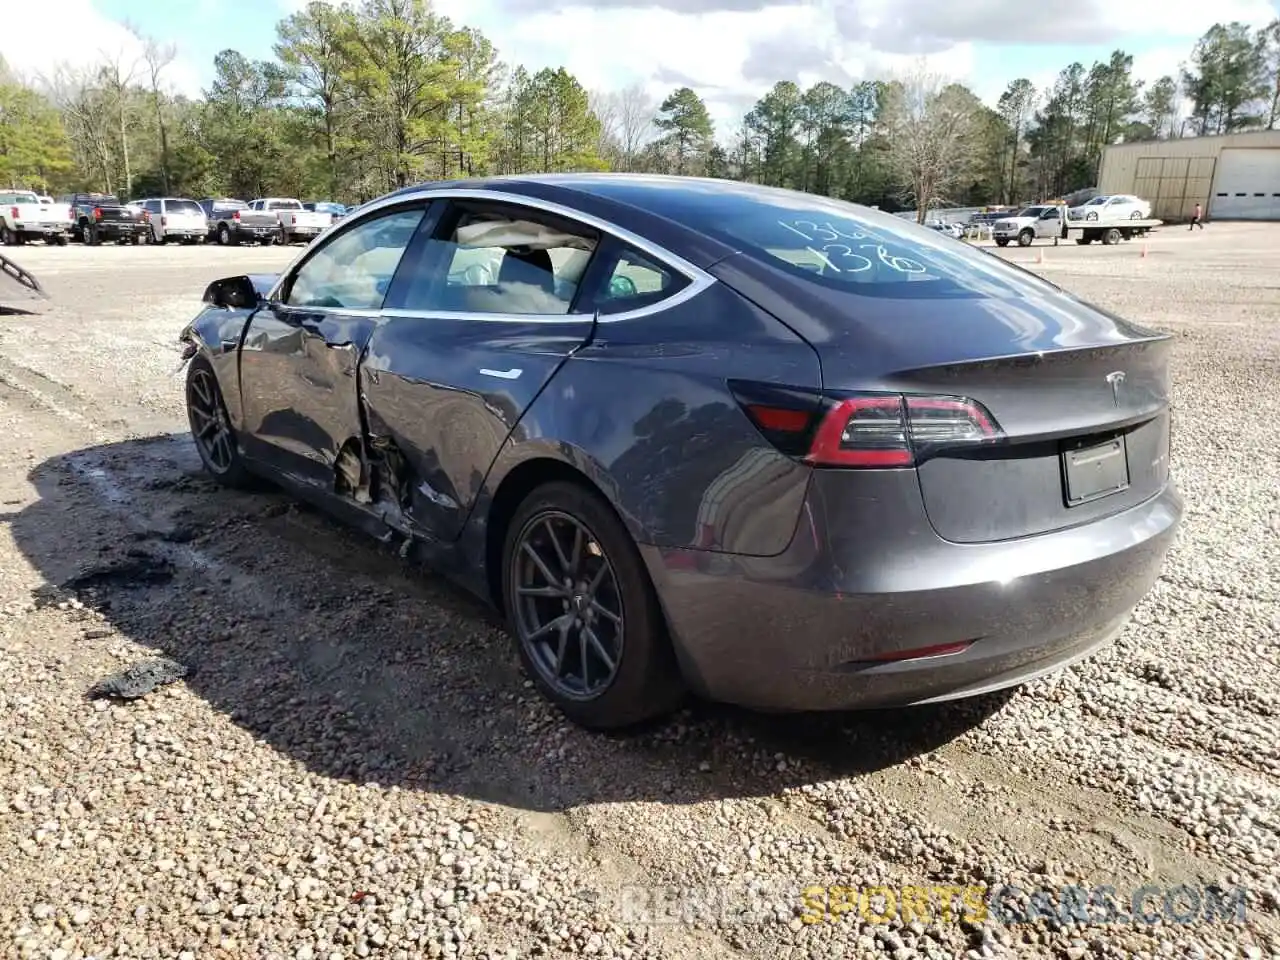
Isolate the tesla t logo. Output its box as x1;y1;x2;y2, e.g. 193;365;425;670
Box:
1105;370;1126;406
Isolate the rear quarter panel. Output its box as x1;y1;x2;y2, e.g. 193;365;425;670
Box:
478;283;823;557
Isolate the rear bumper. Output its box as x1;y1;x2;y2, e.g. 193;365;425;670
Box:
640;473;1182;712
13;223;71;236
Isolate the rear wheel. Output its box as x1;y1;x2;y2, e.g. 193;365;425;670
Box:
501;481;684;729
1103;228;1122;245
186;357;256;489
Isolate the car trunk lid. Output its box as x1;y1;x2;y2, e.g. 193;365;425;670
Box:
708;252;1173;543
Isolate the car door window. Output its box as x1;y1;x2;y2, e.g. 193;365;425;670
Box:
584;243;691;316
285;207;425;310
400;201;599;316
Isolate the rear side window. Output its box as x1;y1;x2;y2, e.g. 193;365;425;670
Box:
594;182;1059;300
582;243;690;315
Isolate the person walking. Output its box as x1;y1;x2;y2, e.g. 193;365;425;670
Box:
1189;202;1204;230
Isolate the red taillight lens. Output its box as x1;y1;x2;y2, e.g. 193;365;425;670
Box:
807;394;1001;468
732;381;1002;469
233;210;240;221
93;207;102;219
67;208;74;220
9;206;18;219
808;396;914;468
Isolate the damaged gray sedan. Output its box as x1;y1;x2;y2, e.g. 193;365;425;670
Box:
180;174;1181;730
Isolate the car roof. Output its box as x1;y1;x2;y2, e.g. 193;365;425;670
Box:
379;173;883;267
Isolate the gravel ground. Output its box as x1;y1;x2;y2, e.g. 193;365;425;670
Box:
0;225;1277;960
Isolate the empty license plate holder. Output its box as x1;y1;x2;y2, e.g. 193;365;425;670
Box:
1062;434;1130;506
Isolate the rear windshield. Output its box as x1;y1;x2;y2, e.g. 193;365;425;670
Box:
0;192;39;204
268;200;302;210
168;200;203;214
210;200;246;210
602;182;1059;299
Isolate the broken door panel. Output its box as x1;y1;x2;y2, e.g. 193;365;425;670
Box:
360;314;595;542
238;305;380;490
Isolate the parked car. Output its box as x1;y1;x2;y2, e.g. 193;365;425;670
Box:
62;193;145;244
304;201;347;223
925;219;964;239
247;197;330;244
136;198;208;244
991;205;1069;246
1070;194;1151;221
0;189;72;245
198;198;278;246
179;174;1181;730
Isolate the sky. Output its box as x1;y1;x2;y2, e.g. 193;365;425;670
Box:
3;0;1279;133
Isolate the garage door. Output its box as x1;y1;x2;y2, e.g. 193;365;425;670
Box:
1210;148;1280;220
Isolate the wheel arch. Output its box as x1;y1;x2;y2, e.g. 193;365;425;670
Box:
479;450;642;611
179;305;254;430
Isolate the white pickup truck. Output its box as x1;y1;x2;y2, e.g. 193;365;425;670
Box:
248;197;331;245
0;190;73;246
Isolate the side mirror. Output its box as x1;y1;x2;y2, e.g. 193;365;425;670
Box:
203;275;260;310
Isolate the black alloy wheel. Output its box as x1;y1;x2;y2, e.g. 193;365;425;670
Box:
185;358;255;488
502;482;684;729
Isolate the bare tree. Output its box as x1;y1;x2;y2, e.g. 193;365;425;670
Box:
588;89;622;168
615;82;656;172
41;66;117;191
879;61;980;223
98;44;142;198
140;35;177;194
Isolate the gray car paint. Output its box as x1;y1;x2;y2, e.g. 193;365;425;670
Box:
180;174;1182;712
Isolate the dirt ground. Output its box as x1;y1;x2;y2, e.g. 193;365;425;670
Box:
1;223;1277;960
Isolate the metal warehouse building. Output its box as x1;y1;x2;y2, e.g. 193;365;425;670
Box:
1098;128;1280;222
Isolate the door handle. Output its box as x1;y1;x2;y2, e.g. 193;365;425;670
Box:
479;367;522;380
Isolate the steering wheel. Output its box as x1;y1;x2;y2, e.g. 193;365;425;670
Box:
608;275;637;298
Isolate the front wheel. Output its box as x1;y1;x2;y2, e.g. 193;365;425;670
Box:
1017;229;1034;247
995;238;1009;247
501;481;684;729
186;357;257;489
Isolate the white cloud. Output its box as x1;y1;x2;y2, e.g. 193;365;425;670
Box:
0;0;206;96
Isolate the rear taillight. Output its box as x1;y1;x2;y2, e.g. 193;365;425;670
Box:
93;207;102;220
9;207;18;219
67;208;74;220
731;382;1003;469
233;210;240;221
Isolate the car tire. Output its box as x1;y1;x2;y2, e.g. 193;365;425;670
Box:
995;238;1009;247
86;224;100;245
185;357;258;490
217;224;233;246
1017;229;1034;247
501;480;685;730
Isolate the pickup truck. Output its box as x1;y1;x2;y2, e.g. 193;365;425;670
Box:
62;193;146;245
1;190;73;245
248;197;329;244
198;198;278;246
